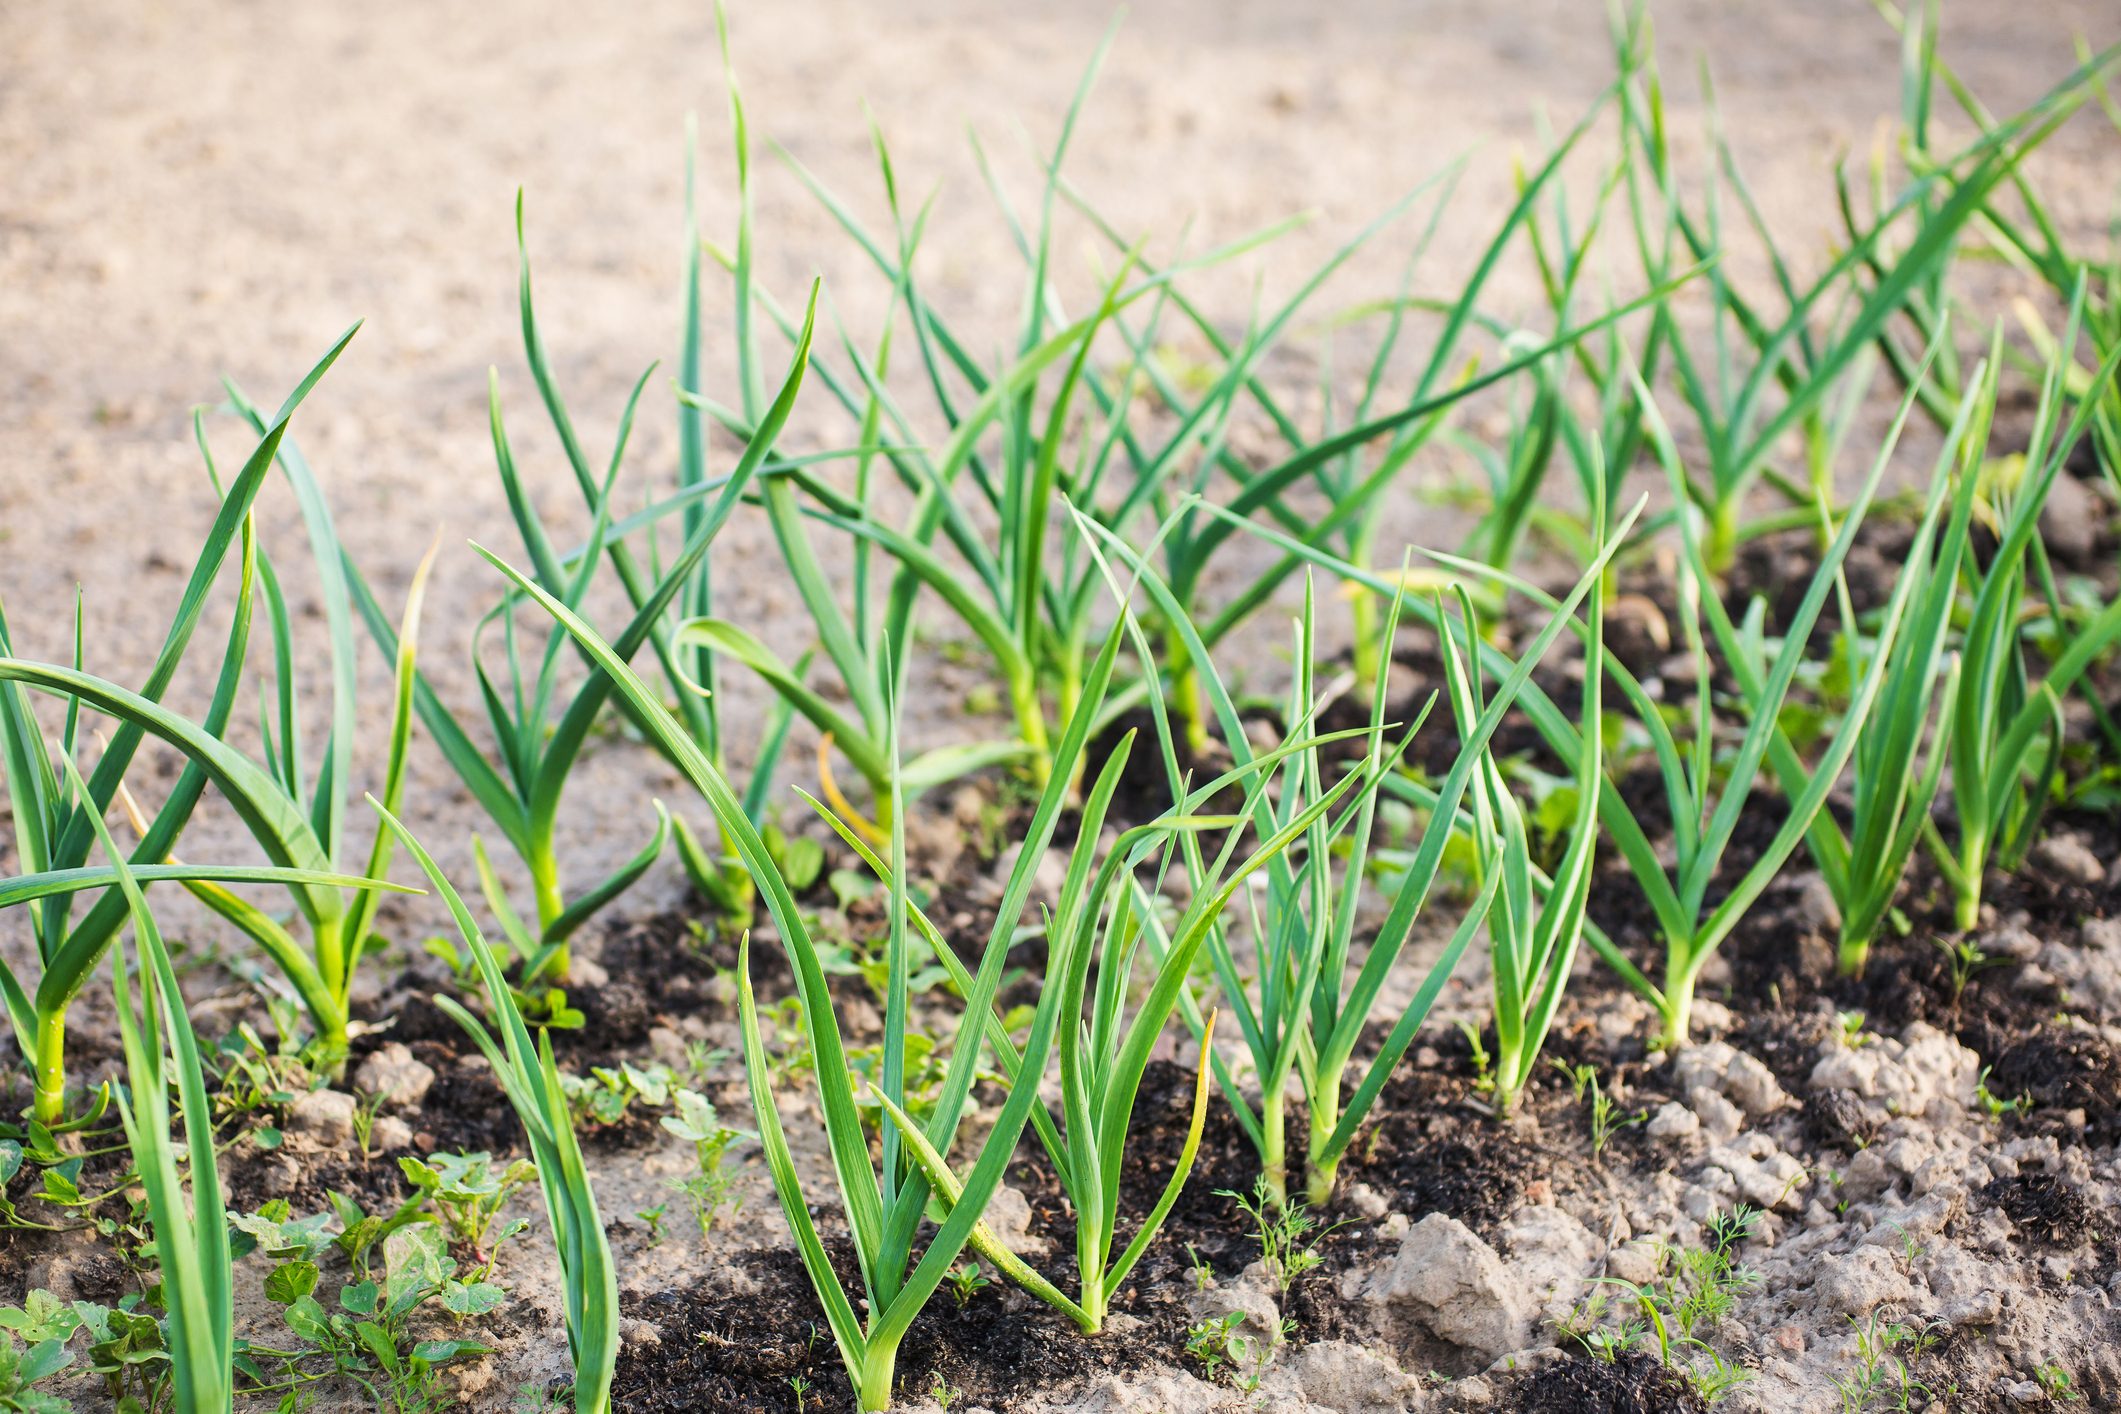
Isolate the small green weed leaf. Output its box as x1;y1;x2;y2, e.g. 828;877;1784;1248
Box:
18;1335;74;1385
0;1290;79;1344
442;1280;507;1317
284;1294;332;1347
264;1261;319;1306
354;1320;399;1372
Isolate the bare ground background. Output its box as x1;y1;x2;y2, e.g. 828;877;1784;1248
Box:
3;1;2117;890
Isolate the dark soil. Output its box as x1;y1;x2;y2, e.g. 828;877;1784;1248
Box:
1719;521;1913;640
1501;1350;1711;1414
350;996;526;1157
1312;628;1591;780
222;1144;412;1217
613;1246;863;1413
1708;805;2120;1128
1346;1060;1543;1240
613;1243;1181;1413
1801;1087;1880;1151
552;908;781;1071
1978;1171;2094;1248
1979;1028;2121;1146
1083;705;1252;828
1973;806;2121;935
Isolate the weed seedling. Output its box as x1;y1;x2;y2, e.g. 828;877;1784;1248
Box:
1565;1208;1761;1403
1584;1073;1649;1158
1691;1350;1752;1405
511;1381;571;1414
943;1263;990;1309
352;1089;388;1158
1836;1011;1875;1050
1220;1177;1343;1294
1887;1222;1926;1273
2037;1363;2082;1403
1833;1312;1943;1413
399;1151;535;1271
248;1220;497;1412
1555;1290;1646;1363
660;1089;749;1235
1185;1244;1214;1291
1184;1312;1260;1386
0;1327;73;1412
1458;1020;1495;1094
1933;936;2010;1006
1975;1066;2033;1120
560;1061;675;1130
211;1009;327;1138
1552;1058;1597;1102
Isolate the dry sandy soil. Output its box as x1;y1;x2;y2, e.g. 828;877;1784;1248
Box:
4;2;2121;1412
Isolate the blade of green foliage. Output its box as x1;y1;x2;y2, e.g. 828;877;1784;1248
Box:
371;801;619;1413
70;753;234;1412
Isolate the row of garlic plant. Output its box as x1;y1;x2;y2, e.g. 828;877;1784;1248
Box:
6;6;2121;1410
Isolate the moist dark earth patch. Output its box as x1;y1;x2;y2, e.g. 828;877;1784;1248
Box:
1979;1028;2121;1145
1720;522;1913;639
1341;1029;1599;1242
1586;784;1795;966
1500;1350;1710;1414
1082;705;1255;827
0;1219;131;1307
573;1108;677;1153
1974;806;2121;936
1360;1128;1536;1237
222;1143;413;1217
1305;625;1569;778
354;995;526;1157
1009;1057;1380;1346
343;910;764;1158
1096;1058;1266;1276
549;908;774;1070
45;1240;129;1306
614;1245;1186;1413
1707;850;2089;1106
1716;979;1831;1103
370;900;808;1082
1313;632;1590;779
614;1246;864;1413
602;906;792;1000
1801;1087;1879;1151
419;1051;519;1153
356;990;464;1051
1818;907;2026;1033
1979;1171;2093;1248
